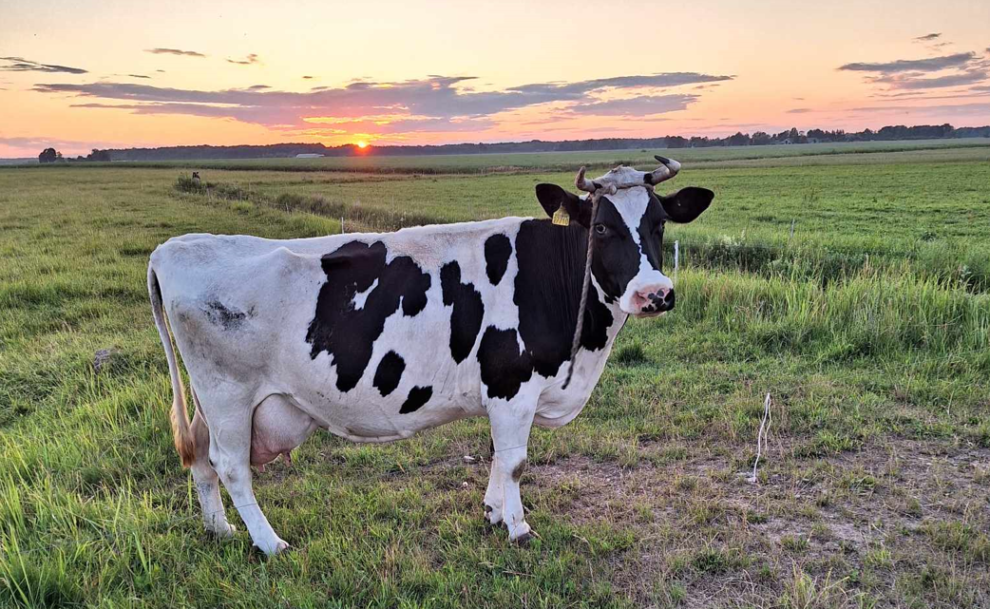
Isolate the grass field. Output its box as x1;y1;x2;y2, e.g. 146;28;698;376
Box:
1;142;989;608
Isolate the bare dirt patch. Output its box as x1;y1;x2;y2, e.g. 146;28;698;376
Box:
520;438;990;608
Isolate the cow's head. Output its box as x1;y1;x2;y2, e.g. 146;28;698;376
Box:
535;157;713;317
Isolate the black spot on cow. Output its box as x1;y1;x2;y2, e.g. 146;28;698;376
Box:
475;220;616;399
637;195;666;273
516;220;613;371
399;385;432;414
440;261;484;363
306;241;431;392
373;351;405;397
484;234;512;286
204;300;246;330
588;198;641;302
477;327;534;400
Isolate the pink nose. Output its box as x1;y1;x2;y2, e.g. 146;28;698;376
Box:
632;287;675;313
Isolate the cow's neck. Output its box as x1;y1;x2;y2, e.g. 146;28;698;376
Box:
513;219;627;380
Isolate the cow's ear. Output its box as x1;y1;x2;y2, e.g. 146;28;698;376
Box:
535;184;591;228
659;187;714;223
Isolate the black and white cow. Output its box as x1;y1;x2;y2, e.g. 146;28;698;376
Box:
148;158;713;554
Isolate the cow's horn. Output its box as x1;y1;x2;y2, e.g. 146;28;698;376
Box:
645;155;682;185
575;166;598;193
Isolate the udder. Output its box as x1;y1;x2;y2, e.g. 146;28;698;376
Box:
250;395;317;467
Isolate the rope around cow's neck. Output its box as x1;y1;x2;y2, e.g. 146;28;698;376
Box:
560;182;654;391
561;190;603;391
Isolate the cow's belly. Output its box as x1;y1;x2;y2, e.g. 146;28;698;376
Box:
277;303;489;442
291;385;485;442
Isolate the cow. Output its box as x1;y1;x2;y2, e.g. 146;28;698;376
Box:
148;157;713;555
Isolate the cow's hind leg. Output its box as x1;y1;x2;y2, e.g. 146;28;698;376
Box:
198;387;288;555
188;390;235;537
483;454;505;526
487;394;537;544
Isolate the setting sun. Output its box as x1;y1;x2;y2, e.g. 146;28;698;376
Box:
356;141;368;149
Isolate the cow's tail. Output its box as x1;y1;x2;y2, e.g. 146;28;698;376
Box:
148;264;195;467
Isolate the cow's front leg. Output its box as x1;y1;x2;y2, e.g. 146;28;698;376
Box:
487;396;537;544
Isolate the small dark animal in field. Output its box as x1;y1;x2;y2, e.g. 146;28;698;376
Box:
191;172;201;183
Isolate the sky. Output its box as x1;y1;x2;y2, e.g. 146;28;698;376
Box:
1;0;989;157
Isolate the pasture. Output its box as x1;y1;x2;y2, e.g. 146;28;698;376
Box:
1;143;989;608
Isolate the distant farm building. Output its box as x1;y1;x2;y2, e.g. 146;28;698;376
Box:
295;153;324;158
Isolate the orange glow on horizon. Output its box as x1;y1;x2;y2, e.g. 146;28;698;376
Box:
356;141;368;149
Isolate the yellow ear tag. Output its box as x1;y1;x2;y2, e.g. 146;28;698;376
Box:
552;207;570;226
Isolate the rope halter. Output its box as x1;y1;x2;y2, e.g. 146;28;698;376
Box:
560;156;681;390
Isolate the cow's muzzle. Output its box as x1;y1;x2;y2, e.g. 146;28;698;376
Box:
631;287;675;317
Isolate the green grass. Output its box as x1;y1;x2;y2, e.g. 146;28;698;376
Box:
1;145;989;607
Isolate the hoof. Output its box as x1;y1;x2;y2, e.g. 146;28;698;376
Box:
513;531;535;547
256;538;291;557
510;522;536;547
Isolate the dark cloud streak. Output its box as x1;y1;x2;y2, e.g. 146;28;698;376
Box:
226;54;260;66
145;48;206;58
0;56;87;74
839;52;974;74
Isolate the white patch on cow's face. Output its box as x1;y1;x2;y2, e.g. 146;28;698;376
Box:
601;187;674;317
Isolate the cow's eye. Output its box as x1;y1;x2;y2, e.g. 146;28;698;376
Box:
594;224;607;235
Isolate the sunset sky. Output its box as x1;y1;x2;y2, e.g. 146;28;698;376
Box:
2;0;989;157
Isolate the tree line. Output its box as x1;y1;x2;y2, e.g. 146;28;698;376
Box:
38;148;111;163
38;123;990;163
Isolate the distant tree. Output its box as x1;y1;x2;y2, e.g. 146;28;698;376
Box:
87;149;111;162
39;148;58;163
727;132;751;146
751;131;772;145
666;135;688;149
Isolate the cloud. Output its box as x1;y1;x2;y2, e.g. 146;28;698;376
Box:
145;48;206;58
839;52;975;74
839;49;990;92
36;71;729;122
36;71;731;138
568;94;699;116
302;75;314;79
913;33;941;42
227;54;260;66
0;56;87;74
786;108;812;114
873;70;988;90
128;74;151;79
